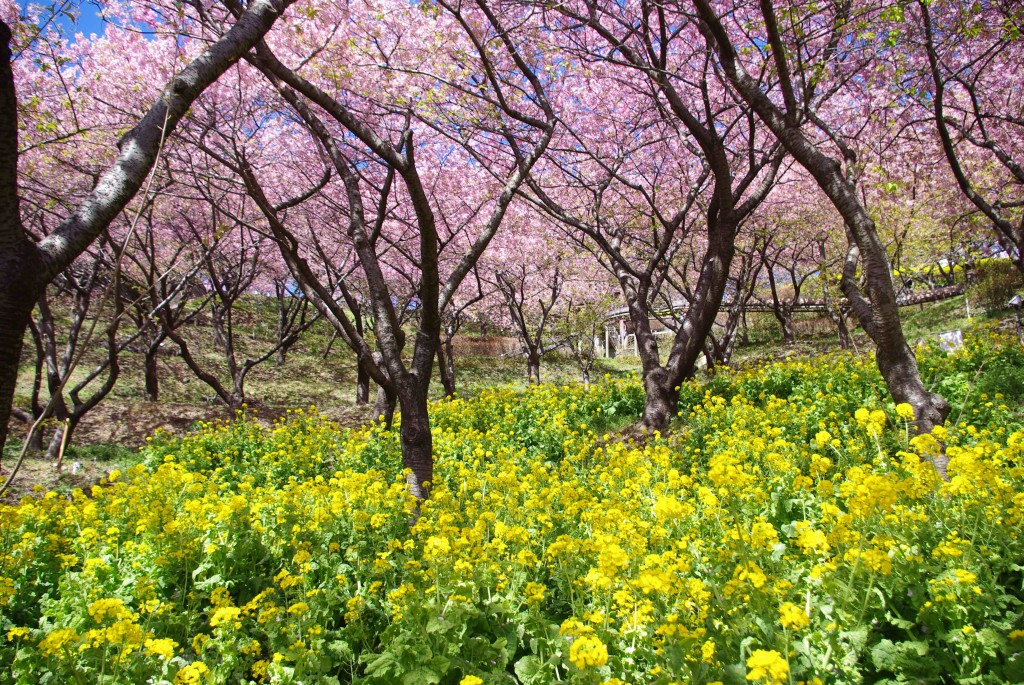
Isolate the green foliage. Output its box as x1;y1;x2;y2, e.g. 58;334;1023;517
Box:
968;258;1024;311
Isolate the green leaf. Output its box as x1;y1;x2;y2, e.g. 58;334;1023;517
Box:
871;639;899;670
842;626;869;652
402;668;441;685
514;655;542;682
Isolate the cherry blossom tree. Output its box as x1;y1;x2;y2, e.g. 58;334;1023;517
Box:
121;204;214;403
553;261;617;387
521;0;783;430
490;250;565;386
179;0;559;498
691;0;952;452
915;0;1024;273
0;0;295;455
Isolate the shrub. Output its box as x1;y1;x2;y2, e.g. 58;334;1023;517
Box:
967;258;1023;310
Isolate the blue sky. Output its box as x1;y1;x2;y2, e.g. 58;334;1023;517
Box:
18;0;108;40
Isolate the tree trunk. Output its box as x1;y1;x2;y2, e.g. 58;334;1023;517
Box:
0;246;43;461
839;228;950;442
212;306;228;353
374;383;396;428
641;366;679;432
526;348;541;385
703;339;718;372
833;309;852;350
876;333;950;475
398;382;433;501
144;343;160;402
322;329;339;360
777;309;794;344
356;357;370;405
437;343;456;397
45;417;69;462
692;0;951;459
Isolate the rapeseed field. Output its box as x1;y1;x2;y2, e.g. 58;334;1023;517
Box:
2;330;1023;684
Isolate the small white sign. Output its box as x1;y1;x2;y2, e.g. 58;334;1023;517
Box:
938;330;964;354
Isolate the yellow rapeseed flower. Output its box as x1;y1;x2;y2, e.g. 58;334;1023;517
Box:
778;602;809;630
174;662;210;685
569;634;609;669
144;637;177;659
746;649;789;684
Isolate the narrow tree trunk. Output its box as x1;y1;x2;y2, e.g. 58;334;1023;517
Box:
398;383;433;501
721;331;737;366
437;344;456;397
778;311;795;344
526;348;541;385
212;306;228;352
322;329;339;360
41;392;70;461
275;293;289;367
834;310;852;350
144;343;160;401
355;357;370;405
374;383;396;428
24;423;44;452
444;332;457;395
230;375;246;411
703;340;717;372
45;416;77;463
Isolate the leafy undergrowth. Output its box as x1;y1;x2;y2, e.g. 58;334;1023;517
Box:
2;331;1024;685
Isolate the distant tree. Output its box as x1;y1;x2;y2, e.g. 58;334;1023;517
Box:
524;0;784;430
491;250;565;386
556;284;617;389
915;0;1024;274
437;268;487;398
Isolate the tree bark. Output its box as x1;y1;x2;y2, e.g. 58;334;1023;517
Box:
641;367;680;430
398;381;433;501
526;348;541;386
356;355;371;405
0;245;41;464
144;341;161;402
437;343;456;398
0;22;45;463
777;311;795;344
